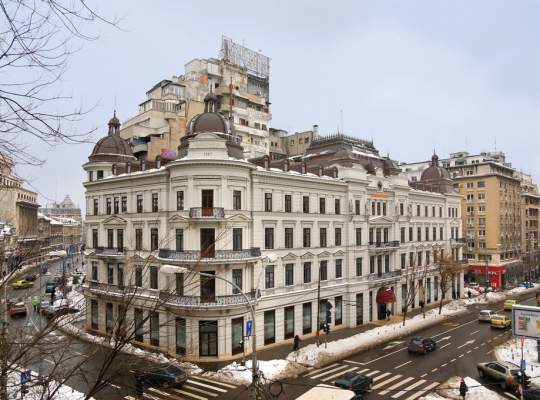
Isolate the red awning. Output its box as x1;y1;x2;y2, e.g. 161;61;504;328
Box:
376;288;396;304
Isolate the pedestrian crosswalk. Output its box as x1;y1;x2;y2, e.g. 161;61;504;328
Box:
124;376;237;400
302;363;439;400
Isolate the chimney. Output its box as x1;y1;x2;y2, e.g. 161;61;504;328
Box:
283;159;289;172
313;124;319;137
318;165;324;176
156;156;162;169
301;162;307;174
141;159;146;171
263;156;269;170
112;163;117;175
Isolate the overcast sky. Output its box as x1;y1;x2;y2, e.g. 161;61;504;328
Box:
19;0;540;210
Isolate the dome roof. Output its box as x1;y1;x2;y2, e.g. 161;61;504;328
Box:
186;112;228;135
421;153;450;181
88;111;136;163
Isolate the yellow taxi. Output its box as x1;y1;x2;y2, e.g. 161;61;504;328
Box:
490;314;511;329
503;299;517;311
11;279;34;290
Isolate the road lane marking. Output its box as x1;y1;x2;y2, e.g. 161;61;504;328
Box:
304;363;340;377
473;346;479;350
309;364;350;380
189;376;236;389
466;350;472;354
441;363;448;367
440;343;451;350
394;361;412;369
107;382;121;389
457;340;475;349
391;379;427;398
480;342;486;346
321;366;359;382
459;354;464;358
404;381;440;400
372;374;402;390
365;370;380;377
504;392;519;399
372;372;391;382
450;358;456;363
486;350;493;355
431;368;438;372
420;373;427;378
149;388;185;400
182;385;219;397
344;359;365;366
170;388;208;400
379;376;415;395
187;380;227;393
470;330;480;335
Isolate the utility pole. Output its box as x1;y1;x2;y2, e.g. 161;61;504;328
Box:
484;259;489;300
316;262;321;347
0;270;8;400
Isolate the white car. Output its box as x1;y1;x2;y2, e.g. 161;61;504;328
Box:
479;310;495;322
468;282;480;290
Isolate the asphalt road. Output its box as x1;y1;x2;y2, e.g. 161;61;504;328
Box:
277;292;539;400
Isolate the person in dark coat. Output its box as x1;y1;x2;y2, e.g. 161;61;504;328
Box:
459;377;468;398
386;309;391;320
293;334;300;351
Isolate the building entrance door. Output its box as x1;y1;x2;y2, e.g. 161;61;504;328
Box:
199;321;218;357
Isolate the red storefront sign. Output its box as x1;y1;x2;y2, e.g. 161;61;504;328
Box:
466;265;507;289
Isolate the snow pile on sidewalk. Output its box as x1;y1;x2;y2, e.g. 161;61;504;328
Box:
495;336;540;386
421;376;505;399
288;300;467;367
8;369;94;400
205;359;306;386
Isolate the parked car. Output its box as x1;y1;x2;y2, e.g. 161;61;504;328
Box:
42;299;78;318
8;301;27;317
523;387;540;399
477;361;523;392
45;282;56;294
479;310;495;322
335;371;373;394
490;315;511;329
520;282;535;289
467;282;480;291
11;279;34;289
504;299;518;311
134;364;188;389
407;337;436;354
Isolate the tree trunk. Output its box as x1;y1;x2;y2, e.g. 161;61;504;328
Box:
438;288;446;315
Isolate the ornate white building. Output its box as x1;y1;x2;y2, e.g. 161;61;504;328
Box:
82;96;463;361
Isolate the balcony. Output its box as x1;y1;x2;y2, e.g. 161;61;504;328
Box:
450;238;466;247
86;281;137;297
189;207;225;219
159;289;261;309
367;270;402;286
368;241;400;253
158;248;261;264
93;247;126;258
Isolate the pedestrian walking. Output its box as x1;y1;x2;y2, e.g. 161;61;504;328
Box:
386;309;391;321
31;296;39;312
293;334;300;351
459;377;468;398
467;290;472;299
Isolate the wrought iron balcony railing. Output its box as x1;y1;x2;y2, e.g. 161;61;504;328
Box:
93;246;125;256
189;207;225;218
158;247;261;262
159;289;261;308
368;241;400;250
367;270;402;281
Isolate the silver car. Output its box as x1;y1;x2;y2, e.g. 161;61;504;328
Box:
478;310;495;322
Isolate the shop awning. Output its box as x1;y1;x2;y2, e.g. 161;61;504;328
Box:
376;287;396;304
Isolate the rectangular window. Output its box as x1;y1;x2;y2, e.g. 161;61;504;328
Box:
231;317;244;355
335;259;342;278
232;228;242;251
319;228;327;247
107;264;114;284
152;193;158;212
417;227;421;241
176;191;184;210
417;204;420;216
150;228;159;251
284;194;292;213
401;253;406;269
371;201;376;215
440;227;444;240
97;170;103;179
356;293;363;326
150;266;158;289
176;229;184;252
176;318;186;355
319;260;328;281
382;202;387;216
303;228;311;247
409;252;414;267
303;262;311;283
91;262;98;281
232;269;242;294
117;264;124;287
135;267;142;287
265;227;274;249
355;199;360;215
284;306;294;339
93;199;99;215
433;227;437;241
233;190;241;210
107;229;114;249
400;203;404;215
285;264;294;286
106;303;114;334
369;228;374;244
426;251;431;265
175;273;184;296
335;198;340;214
303;196;310;213
303;303;312;334
113;197;119;214
136;194;143;213
134;308;143;342
356;228;362;245
335;296;342;325
135;229;143;251
264;193;272;212
121;196;127;213
264;310;275;345
356;257;363;276
335;227;342;246
425;227;429;241
265;266;275;289
117;229;124;251
370;256;375;274
106;198;112;215
418;251;423;266
400;227;405;243
384;255;390;273
409;227;413;242
285;228;294;249
92;229;98;249
91;299;98;330
150;312;159;346
319;198;326;214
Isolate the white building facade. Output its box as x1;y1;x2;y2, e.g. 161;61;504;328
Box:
82;107;463;362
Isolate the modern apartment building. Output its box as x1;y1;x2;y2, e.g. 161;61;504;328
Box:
82;98;463;361
517;172;540;279
402;151;525;288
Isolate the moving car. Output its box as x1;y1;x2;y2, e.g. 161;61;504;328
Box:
295;384;360;400
478;310;495;322
134;364;188;389
335;371;373;394
504;299;518;311
407;337;436;354
467;282;480;291
520;282;535;289
11;279;34;289
477;361;524;392
490;315;511;329
8;301;27;317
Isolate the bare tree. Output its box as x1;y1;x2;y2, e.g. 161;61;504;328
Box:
0;0;119;166
401;252;428;326
434;253;464;315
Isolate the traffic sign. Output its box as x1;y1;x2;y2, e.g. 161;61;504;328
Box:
20;369;31;385
246;320;253;337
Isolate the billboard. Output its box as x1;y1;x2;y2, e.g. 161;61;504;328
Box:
220;36;270;78
511;304;540;339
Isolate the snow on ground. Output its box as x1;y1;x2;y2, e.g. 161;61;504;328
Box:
421;376;505;400
495;336;540;386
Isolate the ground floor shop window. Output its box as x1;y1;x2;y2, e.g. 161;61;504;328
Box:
284;306;294;339
91;299;98;330
150;312;159;346
199;320;218;357
335;296;342;325
264;310;275;345
176;318;186;355
232;317;244;355
302;303;312;334
356;293;363;326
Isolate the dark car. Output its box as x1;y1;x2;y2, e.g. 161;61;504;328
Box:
23;274;37;282
335;371;373;394
407;337;436;354
524;388;540;400
135;365;188;389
